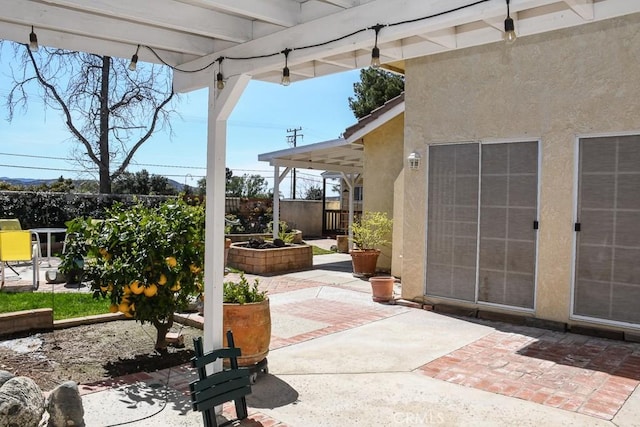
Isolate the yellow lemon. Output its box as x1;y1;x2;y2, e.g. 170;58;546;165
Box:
143;283;158;298
118;302;130;313
123;284;131;295
123;311;134;318
157;274;167;286
165;257;177;268
130;280;144;295
100;285;108;293
189;264;201;274
170;281;181;292
107;284;114;292
108;304;118;313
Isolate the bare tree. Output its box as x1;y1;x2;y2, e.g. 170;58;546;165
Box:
3;42;176;193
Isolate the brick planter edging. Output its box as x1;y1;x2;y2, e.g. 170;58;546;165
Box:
227;242;313;274
0;308;53;337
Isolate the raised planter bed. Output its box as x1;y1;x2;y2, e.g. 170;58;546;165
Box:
226;230;303;244
227;242;312;274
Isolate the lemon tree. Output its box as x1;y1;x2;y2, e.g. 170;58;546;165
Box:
62;198;205;351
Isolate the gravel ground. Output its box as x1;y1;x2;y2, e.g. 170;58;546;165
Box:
0;319;203;391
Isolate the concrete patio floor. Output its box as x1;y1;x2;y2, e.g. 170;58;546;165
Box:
2;239;640;426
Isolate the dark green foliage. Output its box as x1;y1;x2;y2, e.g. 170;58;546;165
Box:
112;169;177;195
304;186;323;200
0;190;169;228
348;68;404;119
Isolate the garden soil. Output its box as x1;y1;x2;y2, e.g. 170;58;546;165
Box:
0;320;203;391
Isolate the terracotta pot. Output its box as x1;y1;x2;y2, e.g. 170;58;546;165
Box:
223;298;271;367
350;249;380;278
369;276;395;302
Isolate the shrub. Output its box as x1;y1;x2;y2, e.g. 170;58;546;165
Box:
351;211;393;250
223;273;266;304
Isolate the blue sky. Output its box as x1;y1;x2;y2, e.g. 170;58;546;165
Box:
0;42;360;196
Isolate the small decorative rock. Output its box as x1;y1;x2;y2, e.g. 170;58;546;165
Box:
46;381;84;427
0;376;45;427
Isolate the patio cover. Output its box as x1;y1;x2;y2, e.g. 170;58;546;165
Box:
258;92;404;244
2;0;639;354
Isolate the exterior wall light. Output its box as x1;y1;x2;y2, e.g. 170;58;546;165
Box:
408;151;421;170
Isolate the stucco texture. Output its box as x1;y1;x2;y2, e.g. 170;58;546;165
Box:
362;113;405;272
402;13;640;325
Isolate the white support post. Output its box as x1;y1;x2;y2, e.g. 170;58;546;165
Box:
341;172;358;250
272;166;280;240
203;74;251;358
271;166;292;239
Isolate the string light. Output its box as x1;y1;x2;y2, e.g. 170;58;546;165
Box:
504;0;517;44
110;0;492;78
216;57;225;90
128;45;140;71
370;24;384;68
28;26;39;52
281;48;291;86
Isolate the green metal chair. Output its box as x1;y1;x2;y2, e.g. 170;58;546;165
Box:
0;231;40;290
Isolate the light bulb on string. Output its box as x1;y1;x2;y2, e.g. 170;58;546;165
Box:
504;0;517;44
128;45;140;71
281;49;292;86
29;26;39;52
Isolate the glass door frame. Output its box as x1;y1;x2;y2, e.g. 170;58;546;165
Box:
423;138;542;313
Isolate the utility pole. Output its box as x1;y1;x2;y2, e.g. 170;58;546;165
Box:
286;127;303;199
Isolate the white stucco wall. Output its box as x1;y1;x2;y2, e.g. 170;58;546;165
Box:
402;13;640;327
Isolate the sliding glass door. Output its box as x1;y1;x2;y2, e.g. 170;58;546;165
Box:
426;141;538;310
574;135;640;324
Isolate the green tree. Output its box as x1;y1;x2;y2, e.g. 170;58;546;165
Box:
112;169;176;195
3;42;176;194
304;185;323;200
38;176;75;193
226;174;268;198
348;68;404;119
61;198;204;351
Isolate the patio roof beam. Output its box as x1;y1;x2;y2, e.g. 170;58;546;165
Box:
268;160;361;174
38;0;253;43
179;0;300;27
563;0;595;20
174;0;504;91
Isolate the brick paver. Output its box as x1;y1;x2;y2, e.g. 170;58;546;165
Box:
418;324;640;420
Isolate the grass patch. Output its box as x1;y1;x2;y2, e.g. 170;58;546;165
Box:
312;245;335;255
0;292;110;321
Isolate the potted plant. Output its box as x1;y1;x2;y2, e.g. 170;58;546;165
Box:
223;273;270;368
350;211;393;278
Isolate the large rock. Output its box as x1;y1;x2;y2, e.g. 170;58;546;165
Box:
46;381;84;427
0;372;13;388
0;376;45;427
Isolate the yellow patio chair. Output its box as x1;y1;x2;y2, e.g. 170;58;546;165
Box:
0;218;43;257
0;230;40;290
0;219;22;230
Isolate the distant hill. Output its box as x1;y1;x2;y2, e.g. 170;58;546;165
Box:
0;177;186;191
0;177;58;187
